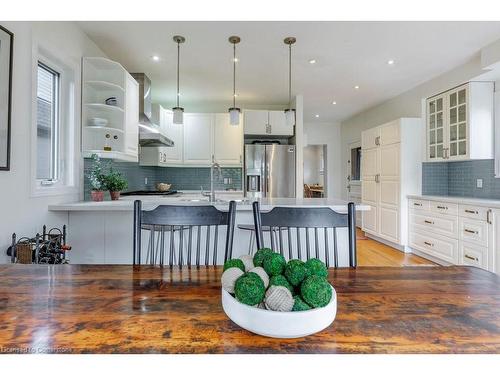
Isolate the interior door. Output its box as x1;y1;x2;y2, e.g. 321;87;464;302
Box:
347;141;362;227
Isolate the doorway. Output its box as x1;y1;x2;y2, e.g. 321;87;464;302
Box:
347;141;362;227
303;145;327;198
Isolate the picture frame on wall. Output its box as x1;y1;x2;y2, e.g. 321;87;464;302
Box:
0;24;13;171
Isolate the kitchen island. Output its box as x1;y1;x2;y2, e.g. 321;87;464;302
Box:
0;265;498;353
49;193;368;265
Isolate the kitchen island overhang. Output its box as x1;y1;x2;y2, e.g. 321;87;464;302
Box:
49;196;369;265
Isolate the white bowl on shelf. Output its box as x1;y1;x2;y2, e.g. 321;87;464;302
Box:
221;286;337;338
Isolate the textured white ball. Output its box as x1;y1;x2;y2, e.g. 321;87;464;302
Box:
239;254;254;271
265;286;294;312
221;267;244;294
248;266;269;288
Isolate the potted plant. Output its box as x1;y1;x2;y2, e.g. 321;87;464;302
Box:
104;168;128;201
87;154;106;202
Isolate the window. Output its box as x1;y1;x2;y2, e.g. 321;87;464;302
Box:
36;62;60;182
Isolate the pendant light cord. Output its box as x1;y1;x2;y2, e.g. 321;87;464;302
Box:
176;41;180;108
288;42;292;107
233;42;236;108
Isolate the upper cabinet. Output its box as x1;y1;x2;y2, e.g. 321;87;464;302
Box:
82;57;139;162
426;82;494;162
214;113;243;165
183;113;214;165
244;109;294;136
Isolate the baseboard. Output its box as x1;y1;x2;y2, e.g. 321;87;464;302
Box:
364;233;408;253
407;248;451;266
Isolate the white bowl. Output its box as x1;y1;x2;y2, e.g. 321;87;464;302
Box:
221;286;337;338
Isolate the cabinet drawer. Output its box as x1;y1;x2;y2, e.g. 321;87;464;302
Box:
459;217;488;247
429;201;458;216
458;204;489;222
409;231;458;263
410;212;458;238
409;198;429;211
460;242;488;270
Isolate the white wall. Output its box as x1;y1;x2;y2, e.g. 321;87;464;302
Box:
303;145;322;185
340;54;491;199
0;22;106;263
304;121;342;198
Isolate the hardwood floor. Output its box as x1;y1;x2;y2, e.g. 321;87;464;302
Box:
356;229;436;267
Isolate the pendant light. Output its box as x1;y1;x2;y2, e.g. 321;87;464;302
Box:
172;35;185;124
228;36;241;126
284;37;296;127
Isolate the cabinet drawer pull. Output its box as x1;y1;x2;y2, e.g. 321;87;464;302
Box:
464;209;478;214
464;228;478;234
487;209;492;225
436;205;448;210
464;254;479;262
413;203;422;207
424;241;434;247
424;220;434;225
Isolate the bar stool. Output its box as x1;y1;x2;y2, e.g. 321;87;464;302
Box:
237;224;276;255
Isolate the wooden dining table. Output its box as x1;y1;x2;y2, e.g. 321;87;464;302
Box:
0;265;499;354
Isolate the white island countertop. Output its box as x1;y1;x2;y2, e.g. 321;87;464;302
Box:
49;193;369;212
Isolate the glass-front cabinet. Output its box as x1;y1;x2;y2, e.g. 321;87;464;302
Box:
427;95;445;160
425;82;493;162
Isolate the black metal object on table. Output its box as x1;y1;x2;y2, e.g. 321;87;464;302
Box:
8;225;71;264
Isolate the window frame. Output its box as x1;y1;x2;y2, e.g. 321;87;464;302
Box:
36;61;61;184
30;41;80;197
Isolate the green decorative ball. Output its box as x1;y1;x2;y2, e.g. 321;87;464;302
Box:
305;258;328;278
253;248;274;267
284;259;307;286
234;274;266;306
292;295;312;311
223;258;245;272
263;253;286;276
269;274;293;293
300;275;332;308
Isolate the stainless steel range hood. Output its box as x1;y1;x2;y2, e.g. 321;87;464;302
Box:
131;73;174;147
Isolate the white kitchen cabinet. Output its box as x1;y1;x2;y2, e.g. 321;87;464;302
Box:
82;57;139;162
426;81;494;162
361;118;422;248
243;109;293;136
214;113;243;166
183;113;214;165
408;197;497;274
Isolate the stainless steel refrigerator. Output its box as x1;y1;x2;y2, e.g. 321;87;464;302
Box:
244;144;296;198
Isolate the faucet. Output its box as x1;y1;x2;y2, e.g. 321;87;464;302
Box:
201;157;222;202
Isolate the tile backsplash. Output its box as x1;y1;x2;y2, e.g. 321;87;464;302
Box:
422;159;500;199
83;158;242;200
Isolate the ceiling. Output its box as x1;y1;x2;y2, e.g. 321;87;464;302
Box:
78;21;500;123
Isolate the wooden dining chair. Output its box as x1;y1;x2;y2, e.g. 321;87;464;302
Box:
133;200;237;266
252;201;357;268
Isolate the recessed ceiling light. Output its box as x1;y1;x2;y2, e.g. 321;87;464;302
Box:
354;85;360;90
233;57;239;62
387;59;395;65
152;55;160;61
233;94;238;97
315;114;320;118
309;59;316;64
332;101;337;105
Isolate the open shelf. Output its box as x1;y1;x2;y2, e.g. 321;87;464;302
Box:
85;103;124;113
85;80;125;92
84;126;125;134
82;150;138;163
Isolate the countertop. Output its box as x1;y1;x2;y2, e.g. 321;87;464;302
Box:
49;193;370;212
408;194;500;209
1;265;498;353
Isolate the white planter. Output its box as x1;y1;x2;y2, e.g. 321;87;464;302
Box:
221;286;337;338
